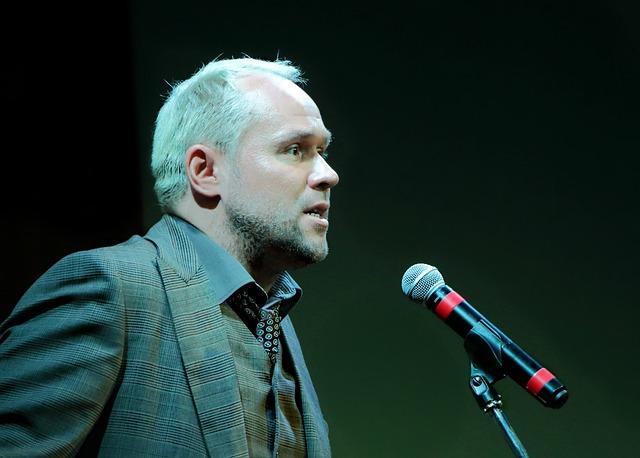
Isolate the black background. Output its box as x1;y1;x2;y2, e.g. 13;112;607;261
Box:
2;1;639;456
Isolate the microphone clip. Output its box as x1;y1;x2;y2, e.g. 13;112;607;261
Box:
465;322;530;457
470;364;502;413
467;355;530;457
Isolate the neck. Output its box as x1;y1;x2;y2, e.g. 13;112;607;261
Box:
218;227;284;293
172;201;282;292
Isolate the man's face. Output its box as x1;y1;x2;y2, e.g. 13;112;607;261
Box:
221;75;339;269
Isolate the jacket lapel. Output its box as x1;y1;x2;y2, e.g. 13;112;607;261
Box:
281;317;332;457
145;215;249;457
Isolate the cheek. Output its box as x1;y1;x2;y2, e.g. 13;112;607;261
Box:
235;151;309;202
250;184;301;219
243;163;305;197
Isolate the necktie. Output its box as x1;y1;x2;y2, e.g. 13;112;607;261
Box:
256;302;281;363
228;288;282;363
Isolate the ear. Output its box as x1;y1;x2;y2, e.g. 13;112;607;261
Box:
185;144;223;200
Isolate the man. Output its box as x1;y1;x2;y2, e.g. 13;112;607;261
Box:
0;57;339;457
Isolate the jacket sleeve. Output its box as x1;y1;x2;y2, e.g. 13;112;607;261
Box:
0;250;126;457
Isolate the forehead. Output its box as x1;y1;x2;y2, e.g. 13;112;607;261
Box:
236;73;320;116
235;74;332;144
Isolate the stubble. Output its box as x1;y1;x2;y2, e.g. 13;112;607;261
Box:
226;201;328;269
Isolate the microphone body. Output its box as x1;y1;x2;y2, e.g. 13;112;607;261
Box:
403;264;568;409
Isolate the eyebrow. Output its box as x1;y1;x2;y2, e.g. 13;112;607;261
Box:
275;128;333;148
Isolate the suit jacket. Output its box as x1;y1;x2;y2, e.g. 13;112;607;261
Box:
0;215;331;457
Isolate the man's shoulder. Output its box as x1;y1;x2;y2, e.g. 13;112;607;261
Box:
4;234;163;330
14;215;193;311
22;235;159;296
62;233;159;269
51;214;193;283
63;215;177;269
95;233;159;262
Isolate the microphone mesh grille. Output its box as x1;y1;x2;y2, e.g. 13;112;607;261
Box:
401;263;445;301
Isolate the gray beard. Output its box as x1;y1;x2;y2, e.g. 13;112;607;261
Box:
226;204;328;269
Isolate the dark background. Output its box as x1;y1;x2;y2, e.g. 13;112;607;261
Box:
2;1;639;456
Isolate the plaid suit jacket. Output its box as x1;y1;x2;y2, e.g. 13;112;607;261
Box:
0;215;331;457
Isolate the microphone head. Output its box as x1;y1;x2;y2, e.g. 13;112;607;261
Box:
402;263;445;302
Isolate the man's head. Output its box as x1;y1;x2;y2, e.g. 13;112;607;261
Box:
152;58;305;209
151;57;339;274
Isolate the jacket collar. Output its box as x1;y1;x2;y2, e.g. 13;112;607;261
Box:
144;214;200;282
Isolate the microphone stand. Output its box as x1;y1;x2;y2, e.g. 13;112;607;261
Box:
469;363;529;457
464;322;529;457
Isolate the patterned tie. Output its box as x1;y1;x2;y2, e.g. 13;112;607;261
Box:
227;288;282;363
256;302;281;363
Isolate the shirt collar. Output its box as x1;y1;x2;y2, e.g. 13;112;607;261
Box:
170;214;302;317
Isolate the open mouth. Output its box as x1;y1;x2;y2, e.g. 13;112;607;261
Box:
303;202;329;220
303;202;330;224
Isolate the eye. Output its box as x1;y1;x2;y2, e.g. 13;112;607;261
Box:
285;145;301;157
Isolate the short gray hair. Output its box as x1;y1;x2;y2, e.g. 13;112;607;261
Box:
151;57;305;211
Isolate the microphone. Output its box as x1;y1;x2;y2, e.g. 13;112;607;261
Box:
401;263;569;409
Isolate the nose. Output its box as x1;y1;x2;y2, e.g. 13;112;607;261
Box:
308;155;339;191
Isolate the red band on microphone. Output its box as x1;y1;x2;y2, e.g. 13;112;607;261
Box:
526;368;555;395
435;291;464;319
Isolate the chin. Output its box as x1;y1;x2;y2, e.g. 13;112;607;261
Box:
286;239;329;267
